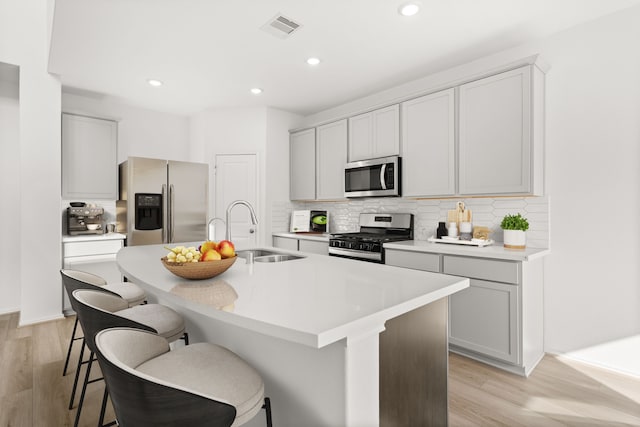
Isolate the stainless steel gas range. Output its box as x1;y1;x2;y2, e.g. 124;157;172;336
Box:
328;213;413;263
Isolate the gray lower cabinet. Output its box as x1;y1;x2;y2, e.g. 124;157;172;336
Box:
273;235;328;256
385;249;544;376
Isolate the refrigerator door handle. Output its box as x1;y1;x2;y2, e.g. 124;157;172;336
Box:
169;184;175;243
162;184;168;243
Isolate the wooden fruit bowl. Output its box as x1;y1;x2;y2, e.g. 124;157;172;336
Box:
160;256;237;280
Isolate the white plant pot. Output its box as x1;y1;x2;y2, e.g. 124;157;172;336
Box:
503;229;526;249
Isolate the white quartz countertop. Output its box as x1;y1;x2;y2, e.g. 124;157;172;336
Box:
62;232;126;243
272;232;329;242
384;240;550;262
117;243;469;349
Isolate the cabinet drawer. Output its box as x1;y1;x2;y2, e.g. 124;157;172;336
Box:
385;250;440;273
443;255;519;284
299;239;328;256
63;239;123;257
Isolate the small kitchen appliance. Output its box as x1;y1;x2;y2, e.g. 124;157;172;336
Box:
67;206;104;235
344;156;401;198
329;213;413;263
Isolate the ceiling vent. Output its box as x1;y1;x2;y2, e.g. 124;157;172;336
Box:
261;13;302;39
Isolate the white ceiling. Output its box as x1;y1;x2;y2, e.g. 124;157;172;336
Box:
48;0;640;117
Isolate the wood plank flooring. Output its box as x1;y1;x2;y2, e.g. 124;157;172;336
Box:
1;311;639;426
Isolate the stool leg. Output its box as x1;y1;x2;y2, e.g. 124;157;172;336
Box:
98;386;111;427
63;317;80;376
74;351;95;427
69;338;87;409
181;332;189;346
263;397;273;427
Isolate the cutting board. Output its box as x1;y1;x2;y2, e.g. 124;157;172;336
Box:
447;201;472;226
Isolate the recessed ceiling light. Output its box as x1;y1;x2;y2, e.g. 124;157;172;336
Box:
398;2;421;16
250;88;263;95
306;57;321;66
147;79;163;87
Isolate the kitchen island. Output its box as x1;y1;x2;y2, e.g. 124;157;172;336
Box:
117;243;469;427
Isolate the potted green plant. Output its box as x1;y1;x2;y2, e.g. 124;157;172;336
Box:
500;213;529;249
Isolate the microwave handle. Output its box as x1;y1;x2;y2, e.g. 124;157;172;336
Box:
380;164;387;190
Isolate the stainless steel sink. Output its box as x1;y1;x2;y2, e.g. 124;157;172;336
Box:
253;254;304;263
236;249;284;258
236;249;305;263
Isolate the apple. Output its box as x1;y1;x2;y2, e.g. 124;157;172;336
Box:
200;240;218;254
201;249;221;261
217;240;235;258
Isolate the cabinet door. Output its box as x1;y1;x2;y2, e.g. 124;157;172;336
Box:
458;66;532;195
298;240;328;255
316;120;347;200
449;279;519;364
272;236;299;251
62;113;118;199
348;113;373;161
372;104;400;159
290;129;316;200
401;89;455;197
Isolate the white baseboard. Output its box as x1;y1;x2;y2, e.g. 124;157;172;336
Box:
0;307;20;316
546;348;640;380
18;312;64;327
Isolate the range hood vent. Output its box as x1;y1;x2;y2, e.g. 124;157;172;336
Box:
261;14;302;39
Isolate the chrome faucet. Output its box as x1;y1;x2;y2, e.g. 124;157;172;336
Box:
225;200;258;241
207;217;225;241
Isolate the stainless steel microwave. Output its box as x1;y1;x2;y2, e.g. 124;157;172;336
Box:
344;156;401;198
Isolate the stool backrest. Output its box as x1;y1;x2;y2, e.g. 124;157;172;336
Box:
60;269;121;315
95;328;236;427
71;289;156;354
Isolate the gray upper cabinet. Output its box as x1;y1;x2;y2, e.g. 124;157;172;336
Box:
348;104;400;161
316;119;347;200
290;128;316;200
401;88;456;197
62;113;118;200
458;65;543;196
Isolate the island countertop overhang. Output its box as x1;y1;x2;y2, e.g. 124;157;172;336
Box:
116;243;469;349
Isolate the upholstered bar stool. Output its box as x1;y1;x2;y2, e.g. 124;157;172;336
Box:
70;289;188;427
60;269;147;376
95;327;273;427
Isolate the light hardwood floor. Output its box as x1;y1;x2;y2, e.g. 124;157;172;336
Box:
1;311;639;426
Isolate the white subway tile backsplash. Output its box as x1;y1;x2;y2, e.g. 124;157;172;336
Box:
271;195;549;248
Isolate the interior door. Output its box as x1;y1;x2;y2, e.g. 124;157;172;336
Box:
214;154;258;247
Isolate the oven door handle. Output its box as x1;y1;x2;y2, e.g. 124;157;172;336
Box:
380;164;387;190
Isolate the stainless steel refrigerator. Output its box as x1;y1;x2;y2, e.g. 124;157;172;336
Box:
117;157;208;246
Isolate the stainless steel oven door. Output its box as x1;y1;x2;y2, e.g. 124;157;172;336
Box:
344;156;400;198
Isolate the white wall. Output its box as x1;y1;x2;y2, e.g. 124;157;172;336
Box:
299;5;640;376
189;106;301;244
0;68;21;314
1;0;63;324
62;91;190;163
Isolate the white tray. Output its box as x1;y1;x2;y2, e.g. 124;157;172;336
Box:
428;237;494;247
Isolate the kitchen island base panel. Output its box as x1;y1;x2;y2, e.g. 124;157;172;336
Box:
147;292;378;427
380;297;448;427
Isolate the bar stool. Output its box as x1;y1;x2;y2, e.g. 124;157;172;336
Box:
95;327;273;427
70;289;188;427
60;269;147;377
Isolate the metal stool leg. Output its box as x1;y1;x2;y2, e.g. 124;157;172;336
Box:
69;338;87;409
74;351;95;427
63;317;81;376
263;397;273;427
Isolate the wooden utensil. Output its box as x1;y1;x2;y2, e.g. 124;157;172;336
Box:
447;201;472;227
